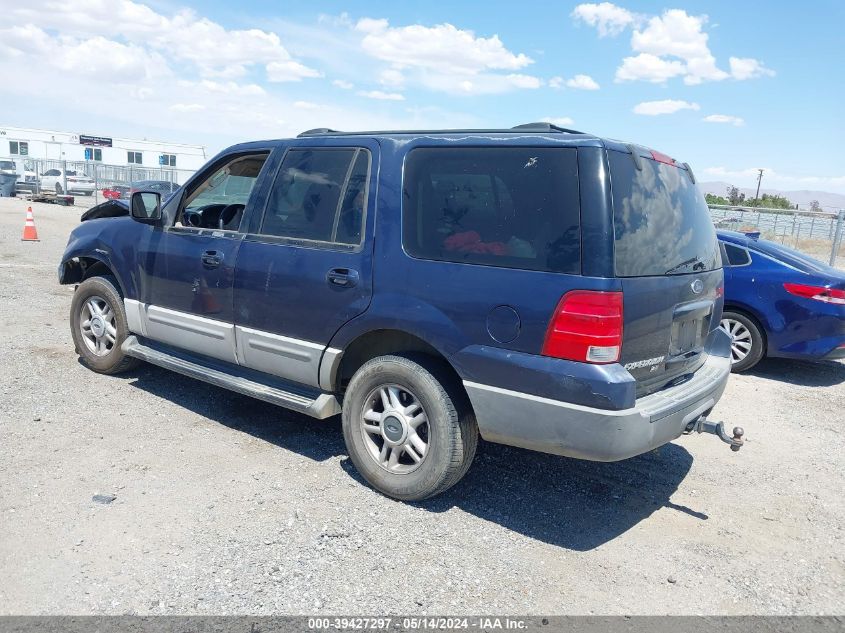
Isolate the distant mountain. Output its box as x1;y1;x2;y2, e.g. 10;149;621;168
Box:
699;181;845;213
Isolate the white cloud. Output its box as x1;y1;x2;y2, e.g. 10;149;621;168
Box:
541;117;576;127
729;57;775;80
571;3;642;37
565;74;600;90
548;74;600;90
293;101;331;110
351;17;540;96
616;53;685;83
502;74;543;89
194;80;266;96
378;68;405;87
703;114;745;126
633;99;700;115
4;0;319;81
169;103;205;113
355;18;532;74
266;60;322;82
357;90;405;101
576;5;774;85
630;10;729;85
0;25;169;82
332;79;354;89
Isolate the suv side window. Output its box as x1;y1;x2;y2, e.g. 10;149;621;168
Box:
178;152;270;230
260;148;370;246
724;243;752;266
402;147;581;273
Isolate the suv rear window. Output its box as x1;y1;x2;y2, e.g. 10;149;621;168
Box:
609;150;720;276
403;147;580;273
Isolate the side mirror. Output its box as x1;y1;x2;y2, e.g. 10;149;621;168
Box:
130;191;162;224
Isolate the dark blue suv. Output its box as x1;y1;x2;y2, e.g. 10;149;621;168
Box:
59;123;741;500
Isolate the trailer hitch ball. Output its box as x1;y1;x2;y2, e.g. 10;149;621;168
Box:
693;418;745;451
730;426;744;452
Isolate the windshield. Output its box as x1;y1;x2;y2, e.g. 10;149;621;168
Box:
610;150;720;277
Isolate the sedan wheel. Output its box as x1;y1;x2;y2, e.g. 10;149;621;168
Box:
719;310;765;372
720;317;753;363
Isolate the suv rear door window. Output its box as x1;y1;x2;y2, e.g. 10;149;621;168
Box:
609;150;720;276
403;147;580;273
260;148;369;245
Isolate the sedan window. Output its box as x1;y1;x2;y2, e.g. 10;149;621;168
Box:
724;243;751;266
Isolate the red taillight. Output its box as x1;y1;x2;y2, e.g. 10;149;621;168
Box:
542;290;623;363
783;283;845;305
716;284;724;298
650;149;676;165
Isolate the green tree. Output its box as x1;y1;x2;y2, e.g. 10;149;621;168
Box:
726;185;746;206
705;192;730;205
745;193;794;209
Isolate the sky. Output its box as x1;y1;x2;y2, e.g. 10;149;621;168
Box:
1;0;843;194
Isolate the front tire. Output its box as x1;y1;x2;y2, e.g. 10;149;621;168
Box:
720;311;765;372
70;275;139;374
341;354;478;501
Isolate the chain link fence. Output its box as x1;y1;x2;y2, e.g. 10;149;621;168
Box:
2;155;197;204
709;204;845;266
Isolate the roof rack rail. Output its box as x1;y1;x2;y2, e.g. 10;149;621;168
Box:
296;124;589;137
298;128;342;137
511;122;585;135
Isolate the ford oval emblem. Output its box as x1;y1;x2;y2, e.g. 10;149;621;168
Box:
691;279;704;294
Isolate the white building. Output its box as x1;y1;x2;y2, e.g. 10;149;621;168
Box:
0;125;208;171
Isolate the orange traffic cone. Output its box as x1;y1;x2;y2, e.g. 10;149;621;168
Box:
21;206;39;242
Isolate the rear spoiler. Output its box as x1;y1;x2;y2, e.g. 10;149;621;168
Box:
612;140;695;184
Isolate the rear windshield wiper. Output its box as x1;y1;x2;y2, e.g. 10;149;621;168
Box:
664;257;706;275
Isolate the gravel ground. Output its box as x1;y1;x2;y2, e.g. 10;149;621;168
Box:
1;197;843;615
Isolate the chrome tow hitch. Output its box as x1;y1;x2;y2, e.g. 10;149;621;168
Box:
686;418;745;451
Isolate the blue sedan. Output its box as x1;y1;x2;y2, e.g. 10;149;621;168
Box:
717;230;845;371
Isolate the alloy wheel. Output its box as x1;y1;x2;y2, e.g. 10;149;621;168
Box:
720;318;753;364
359;384;430;474
79;295;117;356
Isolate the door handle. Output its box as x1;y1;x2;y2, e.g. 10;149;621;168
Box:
201;250;223;268
326;268;359;287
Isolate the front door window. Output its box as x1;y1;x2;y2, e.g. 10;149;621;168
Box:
177;153;269;231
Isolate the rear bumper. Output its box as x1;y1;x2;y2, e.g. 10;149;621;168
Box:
67;183;95;193
465;332;732;461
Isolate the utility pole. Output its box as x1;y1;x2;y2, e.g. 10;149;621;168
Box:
755;168;764;201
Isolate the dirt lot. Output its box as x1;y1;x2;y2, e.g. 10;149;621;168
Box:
1;196;843;615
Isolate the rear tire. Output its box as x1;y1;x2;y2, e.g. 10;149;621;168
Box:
70;275;139;375
720;310;765;372
341;354;478;501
